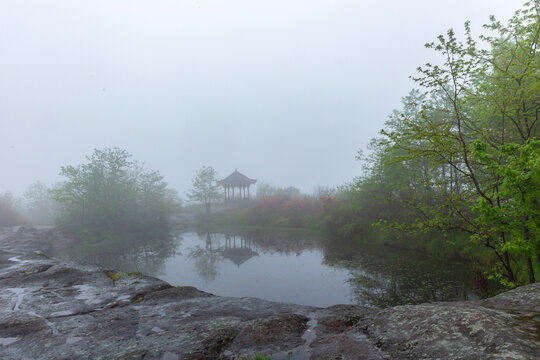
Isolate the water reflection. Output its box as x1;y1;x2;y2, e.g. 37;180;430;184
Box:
179;230;475;307
58;227;477;307
222;234;259;267
321;239;474;307
188;233;261;282
57;224;179;275
188;233;221;282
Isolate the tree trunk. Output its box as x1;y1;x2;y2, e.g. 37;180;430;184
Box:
526;257;535;283
205;202;210;216
504;251;516;284
523;225;535;283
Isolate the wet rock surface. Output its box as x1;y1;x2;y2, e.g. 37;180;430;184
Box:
0;227;538;359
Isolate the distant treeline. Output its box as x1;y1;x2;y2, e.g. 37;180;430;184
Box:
0;182;57;226
0;192;27;226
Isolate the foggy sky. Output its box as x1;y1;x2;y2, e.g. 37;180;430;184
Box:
0;0;521;197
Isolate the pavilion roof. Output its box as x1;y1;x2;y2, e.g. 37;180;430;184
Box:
217;169;257;187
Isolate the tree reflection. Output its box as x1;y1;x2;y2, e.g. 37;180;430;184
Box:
321;238;475;307
67;226;477;307
233;230;319;256
184;231;475;307
187;232;260;282
58;223;179;275
188;233;222;282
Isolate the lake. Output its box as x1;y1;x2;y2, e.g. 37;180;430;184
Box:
62;229;478;307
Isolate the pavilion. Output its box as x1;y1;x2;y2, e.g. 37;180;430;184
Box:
217;169;256;200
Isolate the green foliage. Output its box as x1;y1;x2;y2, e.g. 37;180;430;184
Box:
472;139;540;284
106;270;143;282
237;355;272;360
52;147;178;244
323;1;540;286
386;2;539;284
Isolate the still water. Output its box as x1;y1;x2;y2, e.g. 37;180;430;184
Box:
160;232;353;307
160;231;476;307
63;229;477;307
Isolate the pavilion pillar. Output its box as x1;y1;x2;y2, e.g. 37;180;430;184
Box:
247;186;250;199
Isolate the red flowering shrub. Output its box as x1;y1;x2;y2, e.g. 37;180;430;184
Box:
244;195;323;228
245;195;287;226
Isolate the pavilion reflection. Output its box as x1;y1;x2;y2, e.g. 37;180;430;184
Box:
187;231;320;281
188;232;260;281
222;234;259;267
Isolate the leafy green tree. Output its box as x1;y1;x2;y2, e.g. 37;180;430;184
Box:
53;147;178;243
187;166;222;216
473;140;540;283
378;1;539;285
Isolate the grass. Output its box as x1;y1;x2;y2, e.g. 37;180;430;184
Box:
106;269;143;282
237;355;272;360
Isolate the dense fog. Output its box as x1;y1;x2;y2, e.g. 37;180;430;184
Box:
0;0;518;196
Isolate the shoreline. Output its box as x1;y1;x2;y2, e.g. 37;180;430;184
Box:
0;227;538;359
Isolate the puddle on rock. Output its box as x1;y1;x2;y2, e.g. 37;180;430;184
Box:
270;313;319;360
0;337;20;346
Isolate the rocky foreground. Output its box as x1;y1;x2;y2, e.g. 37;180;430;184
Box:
0;227;538;360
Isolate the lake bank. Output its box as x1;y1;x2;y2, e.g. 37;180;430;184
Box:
1;226;538;359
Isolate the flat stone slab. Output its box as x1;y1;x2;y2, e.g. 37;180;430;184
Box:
0;227;538;359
